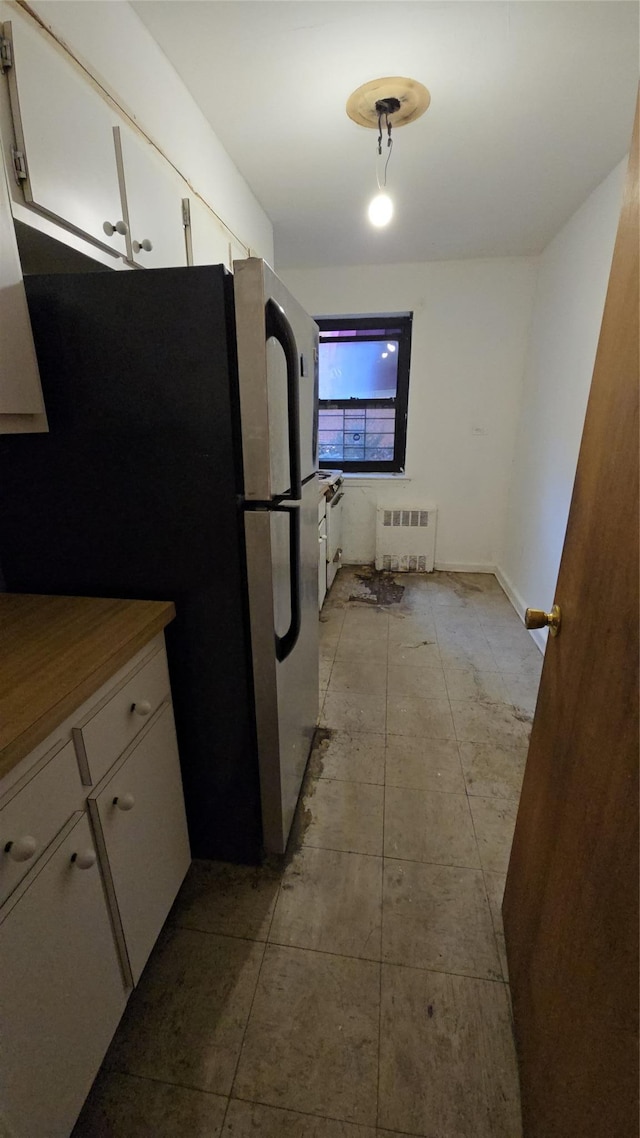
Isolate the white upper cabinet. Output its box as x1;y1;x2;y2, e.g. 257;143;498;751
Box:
0;139;45;420
229;235;249;272
3;18;127;258
185;194;231;267
116;123;187;269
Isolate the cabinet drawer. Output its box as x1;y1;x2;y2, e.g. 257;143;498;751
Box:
0;812;128;1138
73;647;170;785
0;740;81;905
88;701;190;984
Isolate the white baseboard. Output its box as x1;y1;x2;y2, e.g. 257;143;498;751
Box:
494;564;546;655
434;561;497;574
342;559;497;574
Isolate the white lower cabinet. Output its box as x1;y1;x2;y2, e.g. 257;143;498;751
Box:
89;701;191;985
0;636;191;1138
318;497;328;609
0;812;128;1138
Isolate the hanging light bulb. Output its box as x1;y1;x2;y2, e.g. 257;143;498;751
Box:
368;193;393;227
346;78;430;231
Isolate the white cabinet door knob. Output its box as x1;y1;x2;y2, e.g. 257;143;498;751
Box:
71;849;97;870
103;220;129;237
133;238;153;253
4;835;37;862
113;792;135;812
131;699;152;717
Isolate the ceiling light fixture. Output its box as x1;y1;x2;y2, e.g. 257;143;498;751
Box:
346;77;431;230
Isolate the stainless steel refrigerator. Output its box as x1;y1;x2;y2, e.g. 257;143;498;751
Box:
0;258;319;863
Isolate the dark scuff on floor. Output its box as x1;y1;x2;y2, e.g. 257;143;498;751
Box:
349;567;405;607
272;726;332;871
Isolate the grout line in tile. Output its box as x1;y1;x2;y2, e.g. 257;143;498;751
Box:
381;851;483;872
100;1068;230;1100
171;921;271;942
376;649;388;1130
225;935;269;1120
318;774;385;787
265;934;381;965
302;838;384;858
380;957;511;987
105;1063;233;1102
228;1091;374;1131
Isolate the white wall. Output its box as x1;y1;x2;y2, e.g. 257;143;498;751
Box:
282;259;537;570
497;160;626;636
13;0;273;262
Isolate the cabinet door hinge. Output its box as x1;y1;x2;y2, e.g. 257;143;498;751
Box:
181;197;191;228
0;34;12;72
12;148;27;181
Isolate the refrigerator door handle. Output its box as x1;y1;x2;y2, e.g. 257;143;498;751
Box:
265;297;302;501
274;504;301;663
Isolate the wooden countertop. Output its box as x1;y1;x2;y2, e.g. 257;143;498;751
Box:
0;594;175;781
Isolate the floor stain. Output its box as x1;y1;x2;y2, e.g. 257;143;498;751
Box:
512;707;534;725
270;726;332;870
349;567;405;607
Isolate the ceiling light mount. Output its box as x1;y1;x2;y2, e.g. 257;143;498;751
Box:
347;76;430;230
374;97;401;117
346;76;430;130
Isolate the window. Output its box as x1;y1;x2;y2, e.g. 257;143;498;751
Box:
316;313;412;473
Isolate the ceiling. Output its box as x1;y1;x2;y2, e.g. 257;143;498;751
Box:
133;1;639;269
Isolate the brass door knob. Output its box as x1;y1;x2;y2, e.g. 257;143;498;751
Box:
525;604;561;637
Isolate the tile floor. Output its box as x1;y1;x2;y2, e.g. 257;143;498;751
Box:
73;568;542;1138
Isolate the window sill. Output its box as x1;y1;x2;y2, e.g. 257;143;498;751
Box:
342;473;412;484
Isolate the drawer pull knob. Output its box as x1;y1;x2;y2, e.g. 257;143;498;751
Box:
113;793;135;812
131;700;152;717
71;849;97;870
103;219;129;237
133;238;153;254
4;835;37;862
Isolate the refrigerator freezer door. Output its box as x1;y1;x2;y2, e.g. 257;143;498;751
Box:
244;476;320;854
234;258;318;501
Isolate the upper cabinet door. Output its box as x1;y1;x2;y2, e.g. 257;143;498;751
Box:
185;194;231;268
3;18;127;258
0;142;44;417
116;124;187;269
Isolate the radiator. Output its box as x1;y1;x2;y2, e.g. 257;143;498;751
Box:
375;506;437;572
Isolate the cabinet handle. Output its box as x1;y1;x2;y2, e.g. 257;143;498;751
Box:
131;699;152;717
132;238;153;254
113;793;135;812
102;220;129;237
4;835;37;862
70;849;97;870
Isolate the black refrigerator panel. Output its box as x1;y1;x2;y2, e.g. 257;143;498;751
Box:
21;265;237;449
0;265;264;862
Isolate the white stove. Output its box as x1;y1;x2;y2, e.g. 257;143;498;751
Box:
317;471;344;590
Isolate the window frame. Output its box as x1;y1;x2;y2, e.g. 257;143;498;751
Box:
316;312;412;474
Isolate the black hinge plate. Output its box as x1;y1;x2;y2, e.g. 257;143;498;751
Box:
12;149;27;181
0;35;12;72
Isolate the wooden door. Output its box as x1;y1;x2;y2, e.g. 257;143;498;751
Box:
503;103;639;1137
